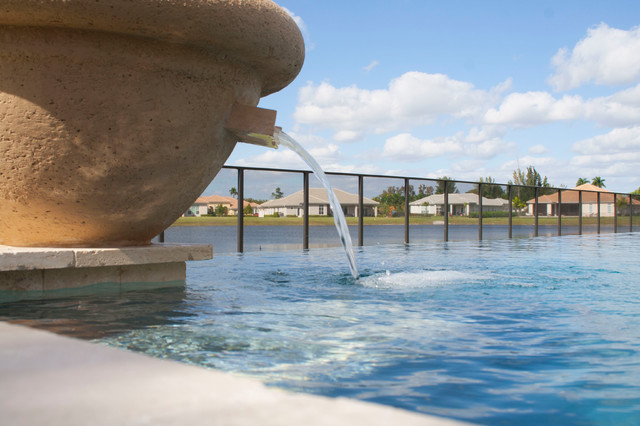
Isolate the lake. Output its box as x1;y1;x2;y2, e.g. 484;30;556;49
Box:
155;223;608;253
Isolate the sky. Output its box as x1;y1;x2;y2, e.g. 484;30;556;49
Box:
210;0;640;197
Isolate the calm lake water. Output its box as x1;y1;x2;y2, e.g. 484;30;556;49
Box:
156;223;608;253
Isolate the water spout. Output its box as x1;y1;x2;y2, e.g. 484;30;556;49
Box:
225;106;357;278
226;103;279;149
274;129;359;279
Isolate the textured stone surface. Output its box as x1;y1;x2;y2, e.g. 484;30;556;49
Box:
0;270;43;292
0;0;305;96
0;246;75;270
42;266;122;291
120;262;186;288
0;243;212;271
0;322;465;426
0;244;209;296
0;0;304;247
72;243;212;268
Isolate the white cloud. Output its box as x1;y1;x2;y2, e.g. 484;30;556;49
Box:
548;23;640;91
572;126;640;154
583;85;640;127
483;91;584;126
467;138;515;158
382;133;463;161
529;144;550;155
444;160;493;181
484;84;640;127
569;152;640;182
571;152;640;167
381;130;514;162
303;70;640;132
281;7;308;36
364;60;379;72
498;156;564;176
235;148;307;170
497;145;639;189
465;125;507;143
294;72;508;140
333;130;363;142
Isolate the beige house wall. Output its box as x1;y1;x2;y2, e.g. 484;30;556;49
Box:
526;202;616;217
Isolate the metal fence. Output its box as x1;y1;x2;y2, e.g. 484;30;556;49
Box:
160;165;639;252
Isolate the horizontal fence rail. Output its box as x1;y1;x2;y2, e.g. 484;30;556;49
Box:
160;165;639;252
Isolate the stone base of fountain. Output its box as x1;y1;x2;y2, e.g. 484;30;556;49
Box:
0;243;212;301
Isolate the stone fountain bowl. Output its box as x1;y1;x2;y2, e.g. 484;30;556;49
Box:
0;0;304;247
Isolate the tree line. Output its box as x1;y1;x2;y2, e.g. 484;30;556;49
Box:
373;167;566;216
372;177;463;216
371;168;623;216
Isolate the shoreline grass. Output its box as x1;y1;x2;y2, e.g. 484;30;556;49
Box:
174;215;629;227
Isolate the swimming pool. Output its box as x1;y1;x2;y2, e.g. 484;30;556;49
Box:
2;232;639;424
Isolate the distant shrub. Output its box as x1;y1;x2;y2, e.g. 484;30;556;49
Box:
469;211;510;218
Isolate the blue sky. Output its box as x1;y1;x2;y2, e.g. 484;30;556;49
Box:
215;0;640;196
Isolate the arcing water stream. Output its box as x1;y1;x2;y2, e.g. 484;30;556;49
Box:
274;129;359;279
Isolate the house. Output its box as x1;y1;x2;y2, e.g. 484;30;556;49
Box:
184;198;209;217
525;183;639;217
409;193;509;216
231;200;260;216
199;195;235;215
184;195;259;217
258;188;379;218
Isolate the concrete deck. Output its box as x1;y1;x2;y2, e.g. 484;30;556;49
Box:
0;322;466;426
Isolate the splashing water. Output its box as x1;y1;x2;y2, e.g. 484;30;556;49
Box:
358;270;493;289
274;129;359;279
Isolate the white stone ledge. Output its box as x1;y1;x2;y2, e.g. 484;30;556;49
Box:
0;243;212;271
0;244;213;298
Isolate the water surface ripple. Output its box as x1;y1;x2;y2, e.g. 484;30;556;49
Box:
1;233;639;425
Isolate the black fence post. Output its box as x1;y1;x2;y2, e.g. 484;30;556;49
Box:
444;181;449;242
534;187;539;237
614;193;618;233
358;175;364;246
303;172;309;249
237;167;244;253
404;178;410;244
159;231;165;243
597;192;601;234
508;185;512;239
630;194;634;233
557;189;562;237
578;190;582;235
478;183;483;240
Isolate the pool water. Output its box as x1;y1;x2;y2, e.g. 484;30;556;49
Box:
2;233;639;425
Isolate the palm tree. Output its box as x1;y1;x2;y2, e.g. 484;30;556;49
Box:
229;187;238;198
576;177;589;186
591;177;606;188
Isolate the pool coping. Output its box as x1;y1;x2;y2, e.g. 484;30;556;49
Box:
0;243;213;301
0;321;469;426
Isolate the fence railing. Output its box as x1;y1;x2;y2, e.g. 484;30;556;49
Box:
160;165;639;252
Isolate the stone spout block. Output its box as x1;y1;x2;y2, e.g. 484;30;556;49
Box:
225;103;279;149
0;0;304;247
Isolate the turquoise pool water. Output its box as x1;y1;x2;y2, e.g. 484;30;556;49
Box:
2;232;639;424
